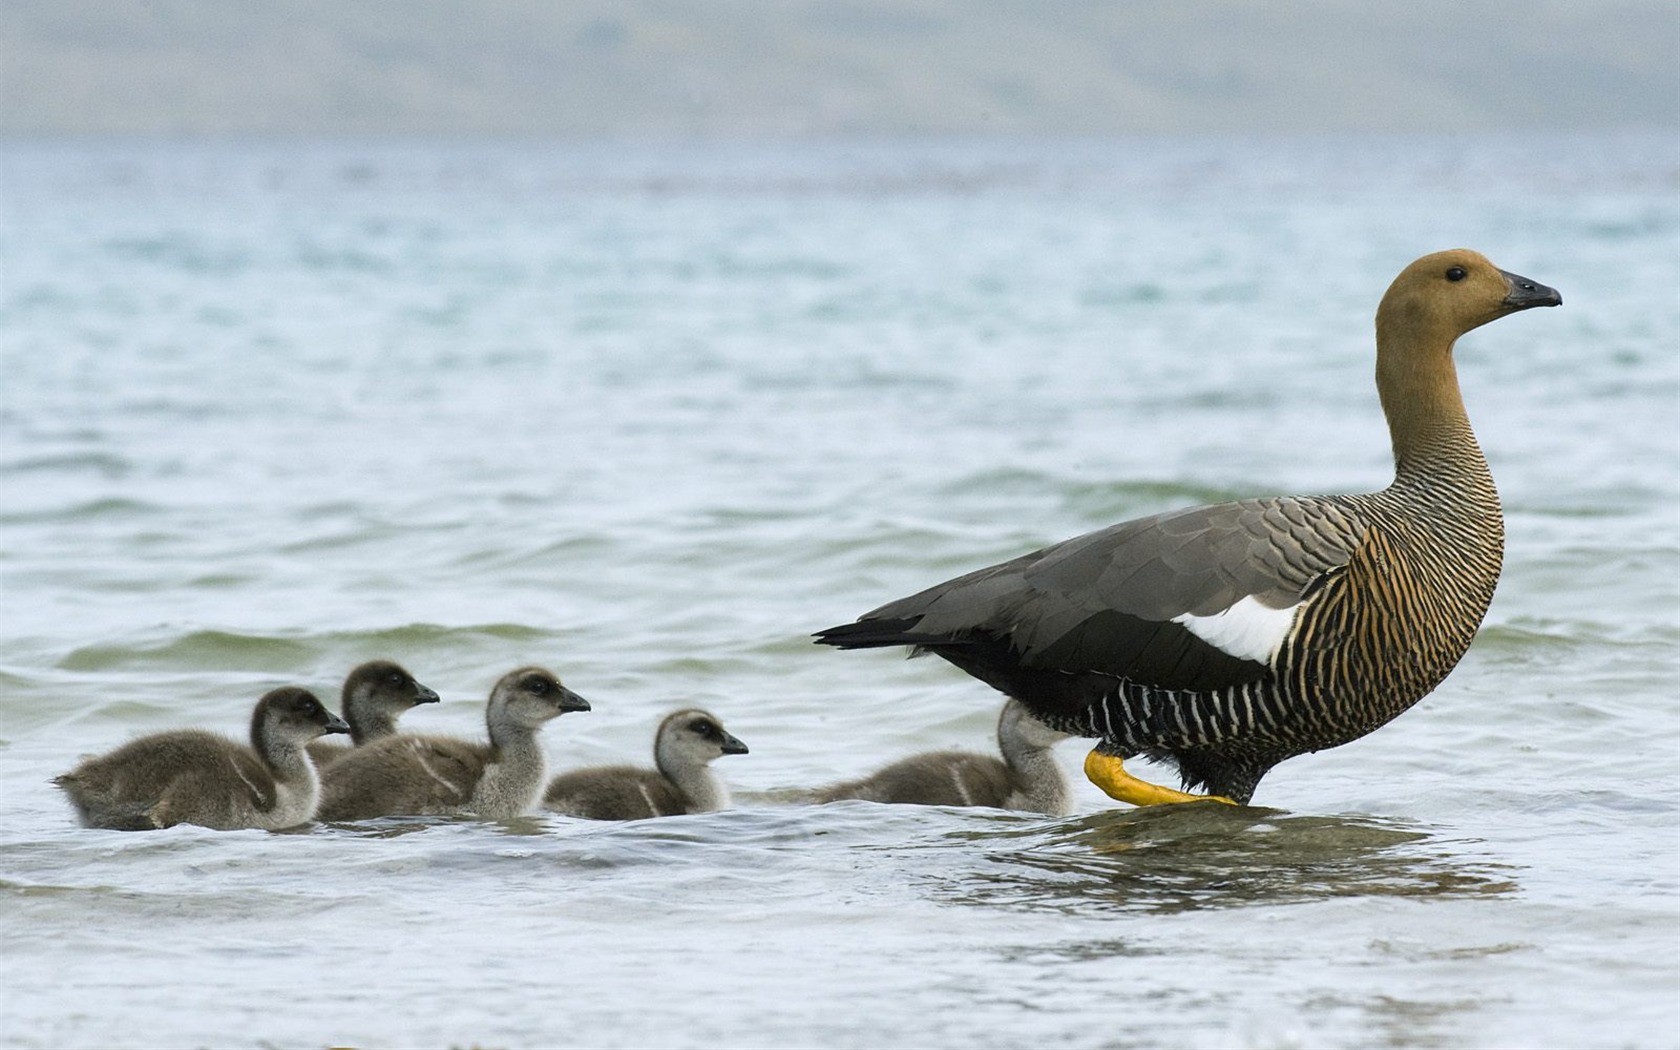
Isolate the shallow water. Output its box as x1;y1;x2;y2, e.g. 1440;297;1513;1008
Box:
1;133;1676;1048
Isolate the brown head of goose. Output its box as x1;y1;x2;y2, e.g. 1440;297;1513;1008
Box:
315;666;589;821
544;708;748;820
814;698;1072;816
306;660;440;768
816;250;1561;806
54;687;349;831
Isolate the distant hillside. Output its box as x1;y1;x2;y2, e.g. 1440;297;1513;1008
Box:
2;0;1675;136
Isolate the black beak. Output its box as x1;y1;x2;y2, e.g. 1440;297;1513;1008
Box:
720;731;749;756
414;683;441;705
557;687;592;714
323;713;351;736
1500;269;1562;310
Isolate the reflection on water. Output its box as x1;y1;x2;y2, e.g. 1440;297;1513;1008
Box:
315;813;554;839
945;804;1518;914
1299;991;1489;1050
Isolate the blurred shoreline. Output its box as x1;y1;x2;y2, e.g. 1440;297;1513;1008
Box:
3;1;1675;137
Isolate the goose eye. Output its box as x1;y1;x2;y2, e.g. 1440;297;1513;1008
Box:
1445;266;1467;282
388;672;404;686
526;678;550;695
692;720;716;737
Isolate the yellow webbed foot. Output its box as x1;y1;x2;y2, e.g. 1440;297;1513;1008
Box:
1084;749;1238;807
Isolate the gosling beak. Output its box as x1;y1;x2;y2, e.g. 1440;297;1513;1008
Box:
557;687;592;714
720;731;749;756
322;713;351;736
414;683;442;705
1499;269;1562;310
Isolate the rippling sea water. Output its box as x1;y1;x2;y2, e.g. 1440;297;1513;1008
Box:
1;134;1676;1048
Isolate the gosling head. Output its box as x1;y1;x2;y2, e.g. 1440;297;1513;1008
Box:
254;687;350;750
340;660;441;742
998;698;1070;752
488;666;591;731
654;709;749;771
1378;249;1561;346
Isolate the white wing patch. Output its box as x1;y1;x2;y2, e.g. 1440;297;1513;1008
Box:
1172;595;1299;665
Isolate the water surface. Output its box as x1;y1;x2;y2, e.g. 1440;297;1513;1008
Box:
1;133;1676;1048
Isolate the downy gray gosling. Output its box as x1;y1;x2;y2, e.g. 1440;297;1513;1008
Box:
316;666;589;821
544;708;748;820
813;699;1072;816
306;659;441;768
54;687;349;831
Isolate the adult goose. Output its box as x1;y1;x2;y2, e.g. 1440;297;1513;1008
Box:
306;660;441;768
816;250;1560;806
54;687;349;831
316;666;590;821
814;699;1072;816
543;709;748;820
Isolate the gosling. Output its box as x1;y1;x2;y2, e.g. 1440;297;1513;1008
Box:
54;687;349;831
306;659;441;768
544;709;748;821
316;666;589;821
814;699;1073;816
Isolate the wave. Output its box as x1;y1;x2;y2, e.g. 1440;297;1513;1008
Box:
53;622;566;674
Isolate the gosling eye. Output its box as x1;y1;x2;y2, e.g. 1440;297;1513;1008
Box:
1445;266;1468;282
691;719;717;738
388;671;405;686
524;677;551;695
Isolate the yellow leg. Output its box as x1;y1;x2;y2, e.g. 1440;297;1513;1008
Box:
1084;749;1238;807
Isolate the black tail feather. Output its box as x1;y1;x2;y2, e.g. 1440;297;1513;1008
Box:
813;617;930;649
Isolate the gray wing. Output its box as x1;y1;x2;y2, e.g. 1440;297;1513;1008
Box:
544;766;682;820
55;731;249;829
826;496;1365;690
818;752;1013;808
317;735;485;820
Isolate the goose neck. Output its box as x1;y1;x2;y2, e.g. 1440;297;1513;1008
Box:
474;724;546;818
1003;745;1070;816
661;758;728;812
1374;327;1491;488
999;728;1071;816
346;703;397;746
486;717;542;767
251;721;316;784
